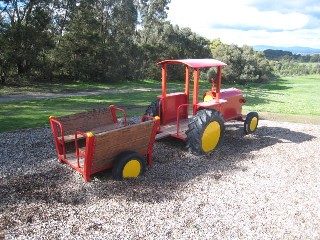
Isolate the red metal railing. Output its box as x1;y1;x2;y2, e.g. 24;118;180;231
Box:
75;131;87;168
109;105;127;126
176;103;195;137
49;117;66;161
141;116;160;166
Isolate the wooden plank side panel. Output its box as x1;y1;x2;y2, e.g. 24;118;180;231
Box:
95;120;155;145
60;123;124;144
91;156;114;171
56;108;115;135
85;108;115;129
94;135;151;161
156;118;189;140
91;142;149;171
91;121;156;171
91;123;124;135
57;114;89;134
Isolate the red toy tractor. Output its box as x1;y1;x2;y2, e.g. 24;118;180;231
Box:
144;59;259;155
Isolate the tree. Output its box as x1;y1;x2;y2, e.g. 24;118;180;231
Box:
50;0;79;44
210;38;224;52
135;22;211;80
0;0;54;83
55;0;140;82
135;0;171;44
55;1;107;81
211;43;242;83
310;54;320;63
211;41;273;83
263;49;293;61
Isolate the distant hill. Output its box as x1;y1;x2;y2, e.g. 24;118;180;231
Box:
253;45;320;54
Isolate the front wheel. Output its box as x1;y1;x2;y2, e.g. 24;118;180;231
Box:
244;112;259;134
112;151;146;180
186;109;225;155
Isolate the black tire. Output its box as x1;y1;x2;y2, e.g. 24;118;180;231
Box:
143;99;160;121
186;109;225;155
244;112;259;134
112;151;146;180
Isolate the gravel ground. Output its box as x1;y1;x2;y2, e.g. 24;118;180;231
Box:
0;119;320;239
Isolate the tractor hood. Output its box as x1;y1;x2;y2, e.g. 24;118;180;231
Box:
157;59;227;68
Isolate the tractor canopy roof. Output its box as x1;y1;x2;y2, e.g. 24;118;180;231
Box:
157;59;227;68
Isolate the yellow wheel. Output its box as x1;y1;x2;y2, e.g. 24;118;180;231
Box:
244;112;259;134
112;151;145;180
186;109;225;155
122;159;141;178
202;121;221;152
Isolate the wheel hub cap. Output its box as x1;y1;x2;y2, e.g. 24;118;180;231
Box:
122;159;141;178
250;117;258;132
202;121;220;152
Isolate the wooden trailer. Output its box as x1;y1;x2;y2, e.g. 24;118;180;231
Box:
49;105;160;182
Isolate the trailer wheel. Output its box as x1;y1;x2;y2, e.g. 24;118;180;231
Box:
186;109;225;155
244;112;259;134
112;151;146;180
143;99;160;121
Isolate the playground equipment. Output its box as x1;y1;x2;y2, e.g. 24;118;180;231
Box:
49;106;160;181
144;59;259;155
49;58;259;181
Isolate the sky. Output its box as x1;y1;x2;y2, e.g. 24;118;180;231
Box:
167;0;320;48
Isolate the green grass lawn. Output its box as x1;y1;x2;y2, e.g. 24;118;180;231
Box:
0;75;319;132
240;75;320;115
0;90;160;132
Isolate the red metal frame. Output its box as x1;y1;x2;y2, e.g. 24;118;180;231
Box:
157;92;188;125
216;66;222;101
109;105;127;125
176;103;195;138
82;132;96;182
193;68;200;108
49;117;66;161
157;59;228;122
185;66;190;99
141;116;161;166
62;131;96;182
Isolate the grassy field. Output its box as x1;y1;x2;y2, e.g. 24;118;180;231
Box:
0;75;319;132
240;75;320;115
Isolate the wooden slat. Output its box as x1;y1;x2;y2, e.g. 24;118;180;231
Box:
58;123;124;143
156;118;189;140
94;135;151;161
94;121;155;144
92;143;149;171
56;108;115;135
92;121;156;171
155;131;170;140
91;123;123;135
65;152;85;168
58;134;85;143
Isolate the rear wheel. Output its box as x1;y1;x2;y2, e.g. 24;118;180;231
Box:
144;99;160;118
244;112;259;134
186;109;225;155
112;151;146;180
